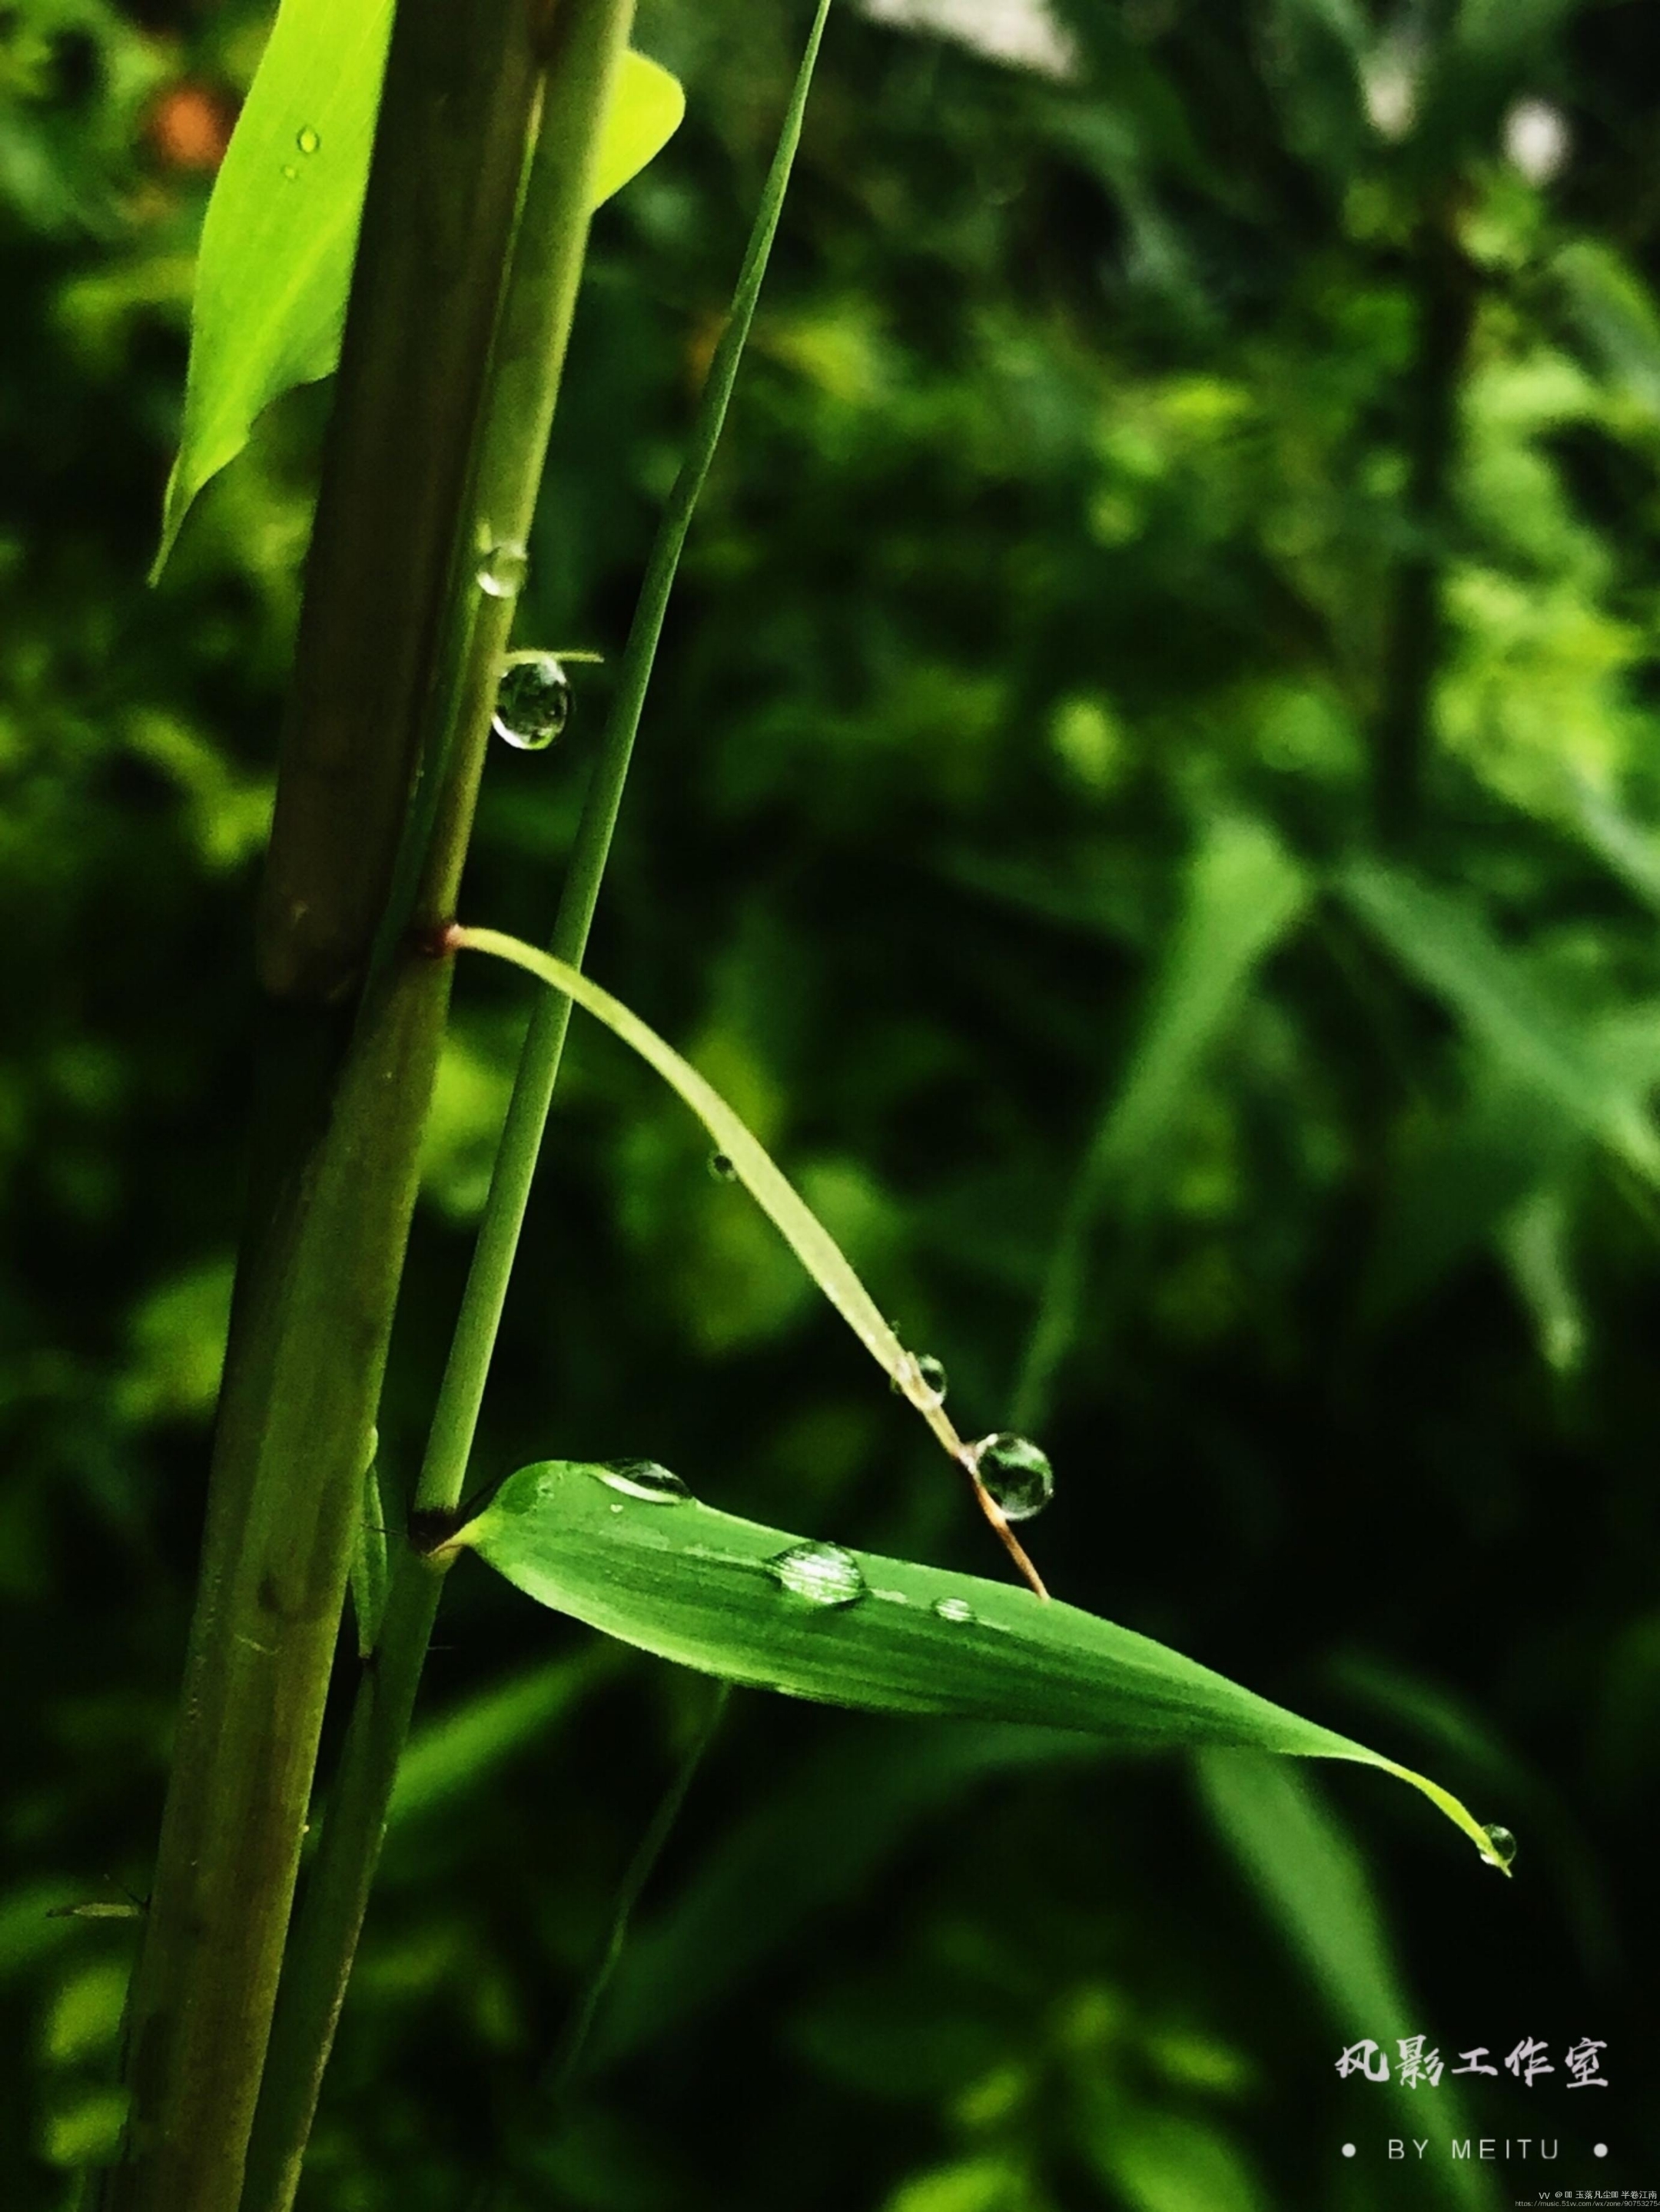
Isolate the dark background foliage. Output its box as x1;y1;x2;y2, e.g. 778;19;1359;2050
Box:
4;0;1658;2204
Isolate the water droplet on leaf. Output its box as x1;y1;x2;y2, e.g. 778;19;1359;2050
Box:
281;162;298;181
933;1596;974;1624
968;1432;1054;1521
295;126;320;154
476;541;529;599
770;1540;866;1608
492;653;570;749
593;1460;691;1504
708;1151;737;1182
1480;1823;1518;1870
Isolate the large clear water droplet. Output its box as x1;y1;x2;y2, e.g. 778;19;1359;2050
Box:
476;540;529;599
891;1351;948;1409
968;1432;1054;1521
1480;1823;1518;1870
492;654;570;750
770;1540;866;1608
593;1460;690;1504
933;1595;975;1624
296;125;320;155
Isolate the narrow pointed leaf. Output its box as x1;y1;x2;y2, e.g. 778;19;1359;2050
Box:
588;51;684;207
452;929;927;1411
1094;815;1308;1189
1014;815;1306;1425
1340;858;1660;1180
458;1459;1509;1870
155;5;682;575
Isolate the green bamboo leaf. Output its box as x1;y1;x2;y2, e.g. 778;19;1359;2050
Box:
588;48;684;207
1012;816;1306;1428
1340;857;1660;1181
1499;1180;1586;1376
154;2;682;576
451;928;940;1425
1094;816;1310;1189
456;1458;1511;1871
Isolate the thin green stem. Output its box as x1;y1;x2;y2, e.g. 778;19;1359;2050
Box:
237;12;636;2209
540;1679;728;2103
460;1684;729;2212
418;0;835;1521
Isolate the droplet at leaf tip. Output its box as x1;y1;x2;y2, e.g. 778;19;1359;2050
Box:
1480;1822;1519;1874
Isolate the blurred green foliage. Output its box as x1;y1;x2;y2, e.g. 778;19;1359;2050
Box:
4;0;1659;2204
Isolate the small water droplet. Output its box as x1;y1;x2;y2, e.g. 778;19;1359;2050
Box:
933;1595;975;1624
891;1351;948;1408
491;653;569;749
708;1151;737;1182
281;162;298;181
296;125;320;155
1480;1822;1518;1870
770;1540;866;1608
476;540;529;599
593;1460;691;1504
968;1432;1054;1522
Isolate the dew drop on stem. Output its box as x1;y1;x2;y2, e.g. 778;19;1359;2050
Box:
933;1595;974;1624
476;540;529;599
770;1541;866;1608
708;1150;737;1182
1480;1823;1518;1870
492;653;570;749
295;126;320;154
891;1351;947;1408
968;1432;1054;1521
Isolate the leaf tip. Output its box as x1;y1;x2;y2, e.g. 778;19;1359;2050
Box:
149;458;194;585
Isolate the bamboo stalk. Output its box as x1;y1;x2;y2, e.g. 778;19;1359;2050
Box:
108;2;546;2204
237;10;638;2205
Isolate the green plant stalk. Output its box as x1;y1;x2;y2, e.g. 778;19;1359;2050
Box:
237;8;639;2206
542;1680;732;2108
108;5;546;2206
111;953;456;2212
418;0;835;1523
240;14;834;2200
255;13;549;1004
